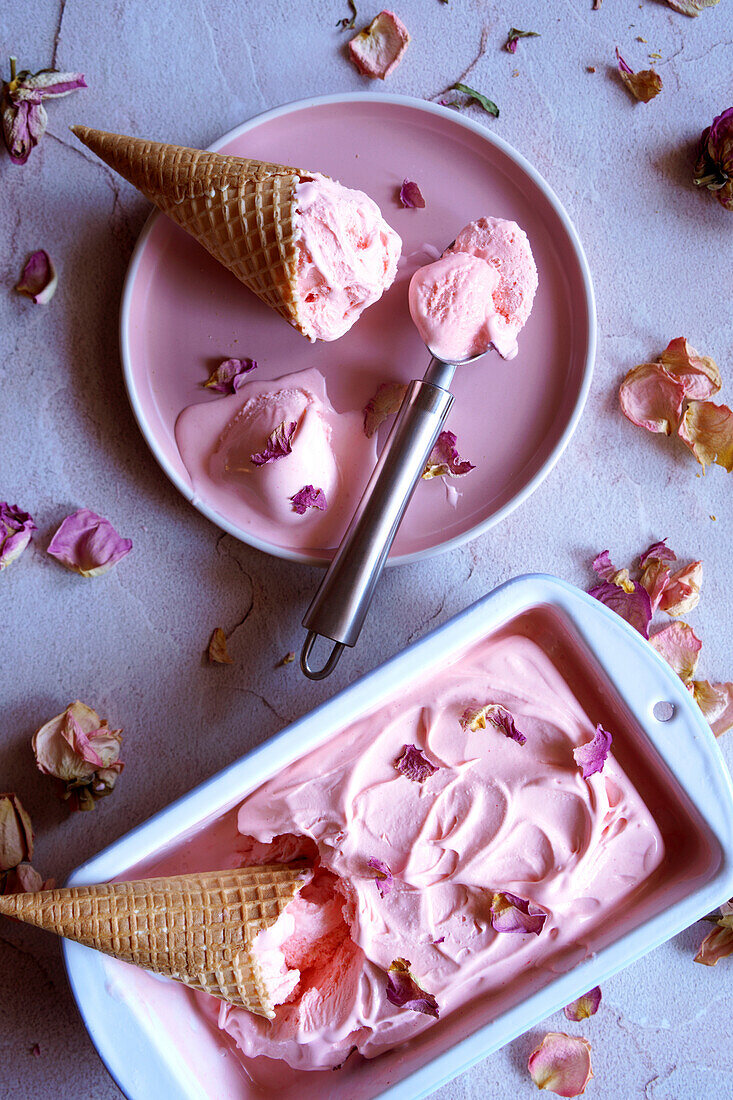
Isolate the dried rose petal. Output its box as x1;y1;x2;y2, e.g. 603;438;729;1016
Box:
363;381;407;437
460;703;527;745
15;250;57;304
690;681;733;737
1;862;51;895
573;724;613;779
694;107;733;211
290;485;327;515
0;502;36;570
32;701;123;812
203;357;256;394
619;362;685;435
2;58;86;164
277;651;295;667
695;923;733;965
639;539;676;567
505;28;540;53
639;557;672;613
658;338;721;400
564;987;602;1021
208;627;233;665
395;744;438;783
678;400;733;472
650;621;702;682
348;11;410;79
399;179;425;208
591;551;634;592
615;48;662;102
659;561;703;616
423;431;475;480
667;0;720;15
386;958;439;1017
367;857;394;897
0;794;33;872
588;579;652;638
490;891;546;935
250;420;297;466
528;1033;593;1097
47;509;132;577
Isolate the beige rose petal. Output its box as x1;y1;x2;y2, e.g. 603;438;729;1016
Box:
649;621;702;682
660;561;703;616
678;400;733;472
691;681;733;737
208;627;233;665
659;337;721;400
528;1032;593;1096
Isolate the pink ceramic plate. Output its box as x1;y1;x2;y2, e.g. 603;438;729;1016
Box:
121;94;595;565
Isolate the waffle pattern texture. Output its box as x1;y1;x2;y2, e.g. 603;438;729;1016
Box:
72;125;317;338
0;863;308;1018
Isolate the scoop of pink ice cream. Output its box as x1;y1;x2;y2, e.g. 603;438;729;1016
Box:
294;176;402;341
408;216;538;361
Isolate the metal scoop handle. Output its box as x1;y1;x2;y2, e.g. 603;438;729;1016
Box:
301;357;456;679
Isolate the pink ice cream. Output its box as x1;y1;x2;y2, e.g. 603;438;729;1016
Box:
409;216;538;361
125;626;666;1089
293;176;402;341
175;368;378;551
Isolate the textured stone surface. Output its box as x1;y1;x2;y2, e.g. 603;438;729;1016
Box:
1;0;732;1097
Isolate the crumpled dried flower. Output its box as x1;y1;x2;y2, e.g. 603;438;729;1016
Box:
563;987;602;1021
667;0;720;13
348;11;410;80
386;958;439;1017
659;560;703;616
678;400;733;472
2;57;86;164
650;621;702;682
460;703;527;745
399;180;425;208
32;700;124;812
659;338;721;401
422;430;475;480
592;550;635;592
445;82;500;118
208;627;233;665
615;48;662;102
639;539;676;567
15;250;57;304
0;794;33;872
47;508;132;577
290;485;327;515
639;557;672;612
619;362;685;435
694;106;733;211
528;1033;593;1097
367;857;394;897
689;680;733;737
0;502;36;571
490;891;546;935
695;922;733;965
573;725;613;779
250;420;297;466
395;744;438;783
1;861;53;895
203;357;256;394
363;381;407;437
506;28;540;53
588;579;652;638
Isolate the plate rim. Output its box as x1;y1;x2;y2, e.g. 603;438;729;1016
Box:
119;91;596;567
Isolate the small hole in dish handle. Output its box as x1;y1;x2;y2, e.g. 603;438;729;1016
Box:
653;701;675;722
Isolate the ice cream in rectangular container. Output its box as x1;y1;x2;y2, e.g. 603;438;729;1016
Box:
63;574;733;1100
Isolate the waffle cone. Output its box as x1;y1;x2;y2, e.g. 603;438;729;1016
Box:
71;125;316;338
0;863;308;1018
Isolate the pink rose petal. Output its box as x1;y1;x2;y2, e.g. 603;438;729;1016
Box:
490;891;546;935
395;744;438;783
638;539;677;567
203;357;257;394
573;724;613;778
363;381;407;437
528;1032;593;1097
650;621;702;682
695;923;733;965
639;558;672;613
678;400;733;472
690;680;733;737
15;250;57;304
348;11;410;80
588;579;652;638
0;502;36;570
385;958;439;1017
47;509;132;577
399;180;425;208
422;430;475;480
460;703;526;745
619;362;685;434
250;420;297;466
563;987;602;1021
659;337;721;400
290;485;327;515
367;857;394;897
659;560;703;616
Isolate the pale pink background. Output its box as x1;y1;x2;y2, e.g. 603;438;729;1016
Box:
1;1;732;1099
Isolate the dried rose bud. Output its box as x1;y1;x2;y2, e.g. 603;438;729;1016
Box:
505;28;540;54
32;701;124;812
615;48;662;102
0;502;35;570
0;794;33;871
2;56;86;165
15;250;57;303
694;108;733;210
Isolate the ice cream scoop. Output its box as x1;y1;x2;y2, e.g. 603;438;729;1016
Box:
301;217;537;679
